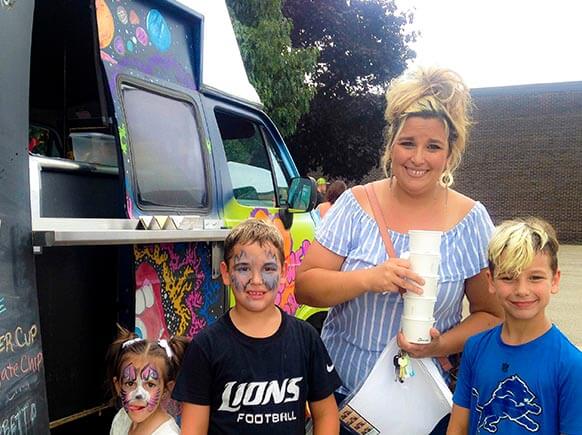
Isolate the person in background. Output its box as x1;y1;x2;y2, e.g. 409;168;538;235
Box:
295;66;503;434
317;180;347;219
315;177;328;205
447;218;582;435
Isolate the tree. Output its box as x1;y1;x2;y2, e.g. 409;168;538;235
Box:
226;0;318;137
283;0;416;181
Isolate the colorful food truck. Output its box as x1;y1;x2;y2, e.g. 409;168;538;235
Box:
0;0;321;432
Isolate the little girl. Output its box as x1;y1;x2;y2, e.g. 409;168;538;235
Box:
106;326;189;435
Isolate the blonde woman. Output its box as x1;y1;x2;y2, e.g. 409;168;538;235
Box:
296;67;503;434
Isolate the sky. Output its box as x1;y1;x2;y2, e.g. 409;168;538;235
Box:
395;0;582;89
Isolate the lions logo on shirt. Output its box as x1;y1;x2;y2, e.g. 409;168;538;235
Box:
472;375;542;433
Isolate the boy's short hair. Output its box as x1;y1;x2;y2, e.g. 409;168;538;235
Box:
224;218;285;267
488;217;559;279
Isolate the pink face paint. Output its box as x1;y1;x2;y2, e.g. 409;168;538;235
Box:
118;361;162;415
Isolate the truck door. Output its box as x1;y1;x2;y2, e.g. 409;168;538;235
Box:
205;100;319;319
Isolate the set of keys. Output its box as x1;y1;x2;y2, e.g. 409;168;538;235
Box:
393;350;415;382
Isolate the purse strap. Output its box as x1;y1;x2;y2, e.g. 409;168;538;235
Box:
363;183;396;258
361;185;454;375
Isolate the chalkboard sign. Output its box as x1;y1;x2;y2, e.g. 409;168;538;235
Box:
0;1;50;433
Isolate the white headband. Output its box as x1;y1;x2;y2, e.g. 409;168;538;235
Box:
158;339;173;359
121;337;144;349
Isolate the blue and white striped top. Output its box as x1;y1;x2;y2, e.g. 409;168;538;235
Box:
316;189;494;395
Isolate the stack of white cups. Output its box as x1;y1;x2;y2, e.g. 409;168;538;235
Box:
401;230;443;344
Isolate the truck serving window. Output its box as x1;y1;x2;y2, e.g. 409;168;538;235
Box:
122;85;208;210
216;110;290;208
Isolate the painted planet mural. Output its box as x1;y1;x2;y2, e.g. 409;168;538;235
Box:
114;36;125;55
136;27;149;46
129;9;140;25
147;9;171;52
96;0;114;49
117;6;128;25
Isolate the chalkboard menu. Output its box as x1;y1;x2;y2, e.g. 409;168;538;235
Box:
0;1;50;433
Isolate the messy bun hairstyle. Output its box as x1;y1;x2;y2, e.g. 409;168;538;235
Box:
381;67;472;186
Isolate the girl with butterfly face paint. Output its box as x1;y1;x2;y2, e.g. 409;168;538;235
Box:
106;326;189;434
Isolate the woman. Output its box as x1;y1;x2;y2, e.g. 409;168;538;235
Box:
316;180;347;218
295;67;503;434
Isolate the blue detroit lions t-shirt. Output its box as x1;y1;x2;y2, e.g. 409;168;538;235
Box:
454;324;582;434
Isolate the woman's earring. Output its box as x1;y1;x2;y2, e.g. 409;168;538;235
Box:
389;162;394;189
441;169;453;188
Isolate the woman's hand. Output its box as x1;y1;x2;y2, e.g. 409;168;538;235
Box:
397;327;443;358
367;258;425;295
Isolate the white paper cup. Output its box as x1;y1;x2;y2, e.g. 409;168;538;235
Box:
402;295;437;318
401;315;434;344
409;230;442;254
409;252;440;276
406;274;439;298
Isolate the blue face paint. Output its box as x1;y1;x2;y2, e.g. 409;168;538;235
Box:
229;248;281;292
231;250;252;293
261;252;280;292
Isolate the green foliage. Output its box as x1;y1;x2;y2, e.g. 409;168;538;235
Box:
226;0;318;137
283;0;417;181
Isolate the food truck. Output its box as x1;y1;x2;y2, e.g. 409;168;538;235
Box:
0;0;322;432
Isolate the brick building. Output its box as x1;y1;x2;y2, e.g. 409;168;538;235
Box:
456;82;582;243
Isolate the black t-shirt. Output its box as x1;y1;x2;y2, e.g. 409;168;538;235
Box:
173;309;342;434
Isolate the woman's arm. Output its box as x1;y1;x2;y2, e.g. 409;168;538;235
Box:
398;268;503;357
295;241;424;307
446;404;470;435
180;403;210;435
309;394;340;435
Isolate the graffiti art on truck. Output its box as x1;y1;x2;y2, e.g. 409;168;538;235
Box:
134;243;222;340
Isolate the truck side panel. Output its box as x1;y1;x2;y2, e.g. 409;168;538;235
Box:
0;0;51;432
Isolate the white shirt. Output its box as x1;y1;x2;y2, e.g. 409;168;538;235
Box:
110;408;180;435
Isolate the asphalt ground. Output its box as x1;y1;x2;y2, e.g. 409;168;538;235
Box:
463;244;582;348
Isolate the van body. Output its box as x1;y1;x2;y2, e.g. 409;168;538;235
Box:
0;0;320;432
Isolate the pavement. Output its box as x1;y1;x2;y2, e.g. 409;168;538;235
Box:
463;244;582;348
548;245;582;347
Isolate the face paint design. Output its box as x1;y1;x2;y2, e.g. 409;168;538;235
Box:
119;361;162;417
229;247;281;293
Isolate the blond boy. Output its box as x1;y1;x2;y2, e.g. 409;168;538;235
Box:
174;219;341;434
447;218;582;435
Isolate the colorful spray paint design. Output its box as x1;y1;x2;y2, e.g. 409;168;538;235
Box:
249;209;312;315
95;0;197;219
134;243;221;340
97;0;173;63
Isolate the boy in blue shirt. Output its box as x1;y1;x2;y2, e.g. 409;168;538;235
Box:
447;218;582;435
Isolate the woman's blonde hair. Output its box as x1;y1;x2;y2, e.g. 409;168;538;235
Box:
381;67;472;186
488;218;559;279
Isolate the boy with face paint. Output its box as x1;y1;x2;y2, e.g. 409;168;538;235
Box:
173;218;342;435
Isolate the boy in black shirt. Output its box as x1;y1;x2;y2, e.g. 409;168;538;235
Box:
174;218;341;434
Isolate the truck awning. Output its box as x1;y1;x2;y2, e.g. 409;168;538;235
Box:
177;0;262;106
